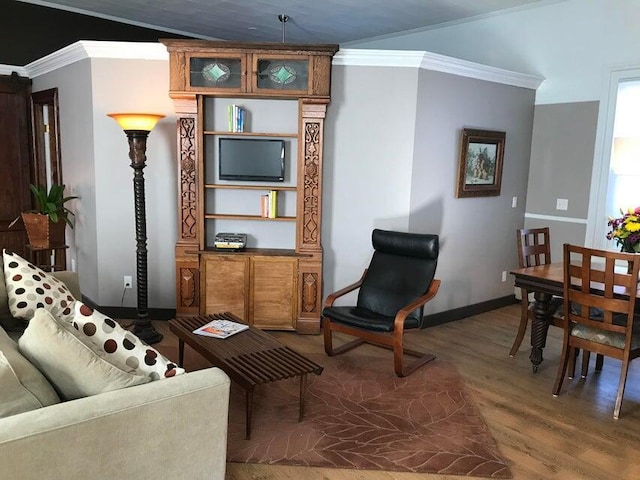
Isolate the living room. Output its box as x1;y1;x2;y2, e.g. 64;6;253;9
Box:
1;0;640;479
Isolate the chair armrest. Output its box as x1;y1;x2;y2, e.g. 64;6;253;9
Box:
0;367;230;480
323;270;367;308
394;279;441;330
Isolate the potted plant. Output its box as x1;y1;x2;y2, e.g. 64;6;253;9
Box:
14;184;78;248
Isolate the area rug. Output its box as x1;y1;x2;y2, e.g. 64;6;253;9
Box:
224;353;512;478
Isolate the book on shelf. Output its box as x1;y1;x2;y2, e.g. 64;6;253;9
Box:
227;104;245;132
268;190;277;218
193;318;249;339
259;190;278;218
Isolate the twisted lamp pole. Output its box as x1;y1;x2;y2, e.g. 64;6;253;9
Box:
108;113;165;344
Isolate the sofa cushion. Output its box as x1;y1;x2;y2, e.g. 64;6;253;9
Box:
2;250;76;323
18;309;150;400
0;351;47;418
0;325;60;417
68;302;184;381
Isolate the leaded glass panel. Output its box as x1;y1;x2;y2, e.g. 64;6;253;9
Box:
190;57;242;88
256;59;308;91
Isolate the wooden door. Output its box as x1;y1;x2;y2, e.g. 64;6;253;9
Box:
0;73;33;257
250;256;297;330
202;254;250;321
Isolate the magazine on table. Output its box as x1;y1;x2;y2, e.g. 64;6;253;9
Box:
193;318;249;339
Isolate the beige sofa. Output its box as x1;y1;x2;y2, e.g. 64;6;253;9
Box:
0;268;231;480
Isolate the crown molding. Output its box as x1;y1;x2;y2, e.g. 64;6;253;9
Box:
24;41;168;78
333;49;425;68
420;51;543;89
0;65;28;77
334;48;544;90
5;42;543;90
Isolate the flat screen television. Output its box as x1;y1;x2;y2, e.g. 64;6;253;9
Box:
218;138;285;182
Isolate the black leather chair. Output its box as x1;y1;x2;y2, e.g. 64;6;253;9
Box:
322;229;440;377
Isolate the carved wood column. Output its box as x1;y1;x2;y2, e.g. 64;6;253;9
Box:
296;99;328;333
172;94;200;316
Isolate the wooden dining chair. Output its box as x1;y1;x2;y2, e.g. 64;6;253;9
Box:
553;244;640;419
510;227;564;356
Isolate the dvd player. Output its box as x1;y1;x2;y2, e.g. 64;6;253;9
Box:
214;232;247;251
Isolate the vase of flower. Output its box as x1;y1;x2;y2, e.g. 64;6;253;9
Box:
606;207;640;274
607;207;640;251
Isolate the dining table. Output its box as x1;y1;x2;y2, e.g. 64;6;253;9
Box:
510;261;640;372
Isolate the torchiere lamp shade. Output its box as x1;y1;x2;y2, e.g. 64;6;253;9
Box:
107;113;165;132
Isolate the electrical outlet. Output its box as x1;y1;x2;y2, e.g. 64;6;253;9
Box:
501;271;507;282
512;196;517;208
124;276;132;289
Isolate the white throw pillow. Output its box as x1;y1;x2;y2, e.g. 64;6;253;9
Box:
2;250;76;322
18;308;150;400
69;302;184;381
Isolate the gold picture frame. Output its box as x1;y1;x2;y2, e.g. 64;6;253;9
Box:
456;128;506;198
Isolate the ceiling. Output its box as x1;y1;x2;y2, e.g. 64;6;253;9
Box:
4;0;555;66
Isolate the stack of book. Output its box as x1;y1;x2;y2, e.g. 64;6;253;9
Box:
227;104;245;132
260;190;278;218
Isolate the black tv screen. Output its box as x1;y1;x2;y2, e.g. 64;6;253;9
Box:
218;138;285;182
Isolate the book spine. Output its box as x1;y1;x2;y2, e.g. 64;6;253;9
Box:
268;190;277;218
238;107;244;133
232;104;238;132
261;194;269;217
227;104;232;132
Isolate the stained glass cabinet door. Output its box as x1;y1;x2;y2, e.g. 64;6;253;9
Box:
251;55;310;96
188;54;247;93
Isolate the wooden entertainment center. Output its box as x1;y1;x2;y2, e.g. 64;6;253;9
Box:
162;40;338;333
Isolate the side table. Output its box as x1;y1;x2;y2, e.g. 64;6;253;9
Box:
25;244;68;272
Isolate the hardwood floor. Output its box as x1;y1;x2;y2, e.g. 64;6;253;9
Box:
154;305;640;480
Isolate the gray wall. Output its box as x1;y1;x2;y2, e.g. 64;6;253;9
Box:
33;56;177;309
348;0;640;257
31;59;98;299
323;65;418;303
524;101;599;261
408;70;535;312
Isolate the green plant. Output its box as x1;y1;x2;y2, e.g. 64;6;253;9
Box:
28;183;78;228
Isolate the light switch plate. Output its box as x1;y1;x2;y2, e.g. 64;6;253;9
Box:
556;198;568;210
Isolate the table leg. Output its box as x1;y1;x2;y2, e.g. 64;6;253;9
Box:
245;388;254;440
178;339;184;366
530;291;553;373
298;374;307;422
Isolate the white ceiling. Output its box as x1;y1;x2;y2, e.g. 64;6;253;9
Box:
20;0;556;45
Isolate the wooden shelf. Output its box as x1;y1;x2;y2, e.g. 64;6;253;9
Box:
167;40;337;332
200;247;301;256
204;131;298;138
204;213;296;221
205;184;296;191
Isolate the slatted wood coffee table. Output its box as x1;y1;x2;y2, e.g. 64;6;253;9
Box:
168;312;323;439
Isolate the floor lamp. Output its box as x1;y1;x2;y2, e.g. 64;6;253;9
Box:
108;112;165;345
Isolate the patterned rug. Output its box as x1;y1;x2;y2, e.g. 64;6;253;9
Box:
224;353;512;478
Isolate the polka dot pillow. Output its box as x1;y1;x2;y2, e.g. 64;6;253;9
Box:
2;250;76;322
69;301;184;381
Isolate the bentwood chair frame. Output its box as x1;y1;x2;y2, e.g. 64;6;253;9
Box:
322;229;440;377
553;244;640;419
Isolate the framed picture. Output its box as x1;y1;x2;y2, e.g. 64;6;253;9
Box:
456;128;506;198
